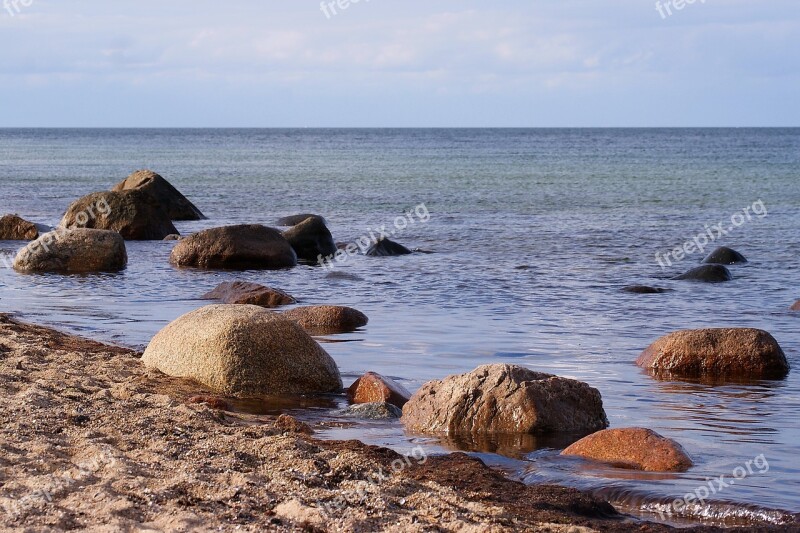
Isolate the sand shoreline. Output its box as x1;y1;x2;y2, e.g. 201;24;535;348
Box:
0;313;793;532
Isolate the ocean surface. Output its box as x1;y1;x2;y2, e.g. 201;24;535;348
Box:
1;128;799;526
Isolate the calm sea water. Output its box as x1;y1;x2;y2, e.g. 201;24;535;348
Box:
1;128;799;525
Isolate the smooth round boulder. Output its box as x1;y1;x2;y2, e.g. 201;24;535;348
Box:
201;281;296;308
141;304;342;396
561;428;693;472
112;169;205;220
281;216;337;263
60;190;178;240
637;328;789;380
366;238;412;257
170;224;297;270
401;364;609;435
281;305;368;335
0;214;38;240
348;372;412;408
13;228;127;273
673;264;732;283
276;213;326;227
702;246;747;265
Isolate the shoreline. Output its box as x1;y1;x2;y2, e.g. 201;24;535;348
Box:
0;313;793;532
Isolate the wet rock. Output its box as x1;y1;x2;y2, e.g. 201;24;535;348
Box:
348;372;412;408
0;214;38;240
366;237;412;257
791;301;800;311
142;304;342;396
112;169;205;220
169;224;297;270
276;213;326;226
13;228;127;273
325;271;364;282
561;428;693;472
163;234;181;241
702;246;747;265
187;395;231;411
637;328;790;380
201;281;296;308
339;402;402;420
281;216;337;263
672;264;732;283
281;305;368;335
622;285;670;294
401;364;608;435
275;414;314;435
60;190;178;240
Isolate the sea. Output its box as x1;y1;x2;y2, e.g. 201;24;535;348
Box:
1;128;799;526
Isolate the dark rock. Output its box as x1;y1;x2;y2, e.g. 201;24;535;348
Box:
281;216;337;263
702;246;747;265
622;285;670;294
365;238;412;257
673;264;732;283
0;214;38;240
201;281;296;308
112;169;205;220
338;402;402;420
281;305;368;335
276;213;326;227
170;224;297;270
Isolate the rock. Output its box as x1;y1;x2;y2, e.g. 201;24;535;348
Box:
141;304;342;396
281;216;337;263
281;305;368;335
622;285;670;294
276;213;326;226
274;414;314;435
169;224;297;270
338;402;402;420
401;364;608;435
201;281;296;308
637;328;790;380
672;264;732;283
163;234;181;241
561;428;693;472
187;395;230;411
60;190;178;240
0;214;38;240
702;246;747;265
366;238;412;257
325;271;364;282
347;372;412;408
791;301;800;312
13;229;127;273
112;169;205;220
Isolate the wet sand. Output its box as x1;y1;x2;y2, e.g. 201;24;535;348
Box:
0;313;794;532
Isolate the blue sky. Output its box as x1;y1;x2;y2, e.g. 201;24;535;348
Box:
0;0;798;127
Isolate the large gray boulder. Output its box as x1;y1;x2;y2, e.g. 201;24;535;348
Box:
13;228;127;273
142;304;342;396
60;190;177;240
112;169;205;220
170;225;297;270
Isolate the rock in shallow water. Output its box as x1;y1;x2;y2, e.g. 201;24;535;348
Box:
622;285;671;294
673;264;732;282
281;216;337;263
401;364;609;435
702;246;747;265
142;304;342;396
276;213;326;227
0;214;38;241
348;372;412;409
201;281;296;308
338;402;402;419
112;169;206;221
366;237;412;257
170;224;297;270
13;228;127;273
561;428;693;472
281;305;368;334
637;328;789;381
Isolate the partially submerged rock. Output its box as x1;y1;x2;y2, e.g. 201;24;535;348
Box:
702;246;747;265
791;301;800;312
673;264;732;283
170;224;297;270
348;372;412;409
338;402;402;420
561;428;693;472
112;169;205;220
637;328;790;381
60;190;178;240
0;214;38;240
366;237;412;257
622;285;670;294
13;228;127;273
201;281;296;308
401;364;608;435
282;305;368;335
276;213;326;226
142;304;342;396
282;216;337;263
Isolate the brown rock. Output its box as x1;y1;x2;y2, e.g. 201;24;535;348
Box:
112;169;205;220
637;328;790;381
0;214;38;240
348;371;412;408
187;395;230;411
13;228;127;273
275;414;314;435
60;190;178;240
201;281;296;308
170;224;297;270
276;213;325;226
281;305;368;334
561;428;693;472
401;364;608;435
281;216;337;262
791;301;800;311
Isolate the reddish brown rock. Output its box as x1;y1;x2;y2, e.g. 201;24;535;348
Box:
348;372;412;408
187;395;230;411
791;301;800;312
401;364;608;436
281;305;368;335
275;414;314;435
561;428;693;472
637;328;789;381
0;214;38;240
201;281;295;308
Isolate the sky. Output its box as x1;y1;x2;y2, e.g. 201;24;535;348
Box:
0;0;798;127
